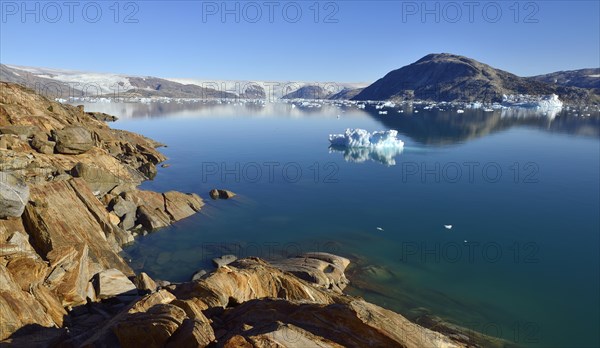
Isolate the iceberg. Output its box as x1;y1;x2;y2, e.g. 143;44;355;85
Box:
329;128;405;149
328;129;405;166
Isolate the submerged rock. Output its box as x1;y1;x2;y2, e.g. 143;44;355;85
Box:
0;172;29;218
212;254;237;268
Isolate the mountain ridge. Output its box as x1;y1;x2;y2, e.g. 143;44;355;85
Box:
353;53;599;104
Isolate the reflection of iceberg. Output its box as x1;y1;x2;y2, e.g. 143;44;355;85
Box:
329;145;404;166
328;129;404;165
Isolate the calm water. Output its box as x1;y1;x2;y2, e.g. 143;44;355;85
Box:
83;101;599;348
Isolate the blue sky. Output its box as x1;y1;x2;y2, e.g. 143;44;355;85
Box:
1;1;599;82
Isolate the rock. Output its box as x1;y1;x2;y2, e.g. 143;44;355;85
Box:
0;264;59;340
133;272;157;292
191;269;207;281
87;111;118;122
139;162;157;180
95;268;138;300
120;212;136;231
212;254;237;268
6;256;48;291
113;304;187;348
53;126;94;154
31;133;55;154
272;252;350;292
163;191;204;221
110;196;137;217
71;162;120;196
6;231;36;254
45;245;90;307
166;318;215;348
22;179;133;275
0;125;39;138
155;279;171;288
0;172;29;218
108;212;121;226
209;189;236;200
136;205;171;230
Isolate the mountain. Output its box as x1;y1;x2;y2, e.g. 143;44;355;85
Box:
530;68;600;89
329;87;364;100
281;85;335;99
354;53;599;103
1;65;365;101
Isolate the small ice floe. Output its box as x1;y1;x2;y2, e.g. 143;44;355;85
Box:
379;111;388;115
337;115;340;119
444;225;453;230
464;240;468;243
456;109;465;114
376;227;384;231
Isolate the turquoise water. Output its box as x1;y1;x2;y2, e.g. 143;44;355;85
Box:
84;101;599;348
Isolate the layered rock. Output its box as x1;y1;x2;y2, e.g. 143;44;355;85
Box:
58;256;466;348
0;171;29;218
0;82;205;340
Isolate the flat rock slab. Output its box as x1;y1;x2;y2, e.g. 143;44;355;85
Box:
95;268;137;299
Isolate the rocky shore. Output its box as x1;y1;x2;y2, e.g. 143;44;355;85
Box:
2;82;478;347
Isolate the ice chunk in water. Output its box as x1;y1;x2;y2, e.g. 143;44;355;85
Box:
328;129;404;149
328;129;405;166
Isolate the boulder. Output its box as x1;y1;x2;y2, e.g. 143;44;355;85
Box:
110;195;137;218
113;304;187;348
95;268;138;300
53;126;94;154
166;318;215;348
0;172;29;218
133;272;157;293
209;189;236;200
120;212;136;231
71;162;120;196
31;133;56;154
212;254;237;268
136;205;171;230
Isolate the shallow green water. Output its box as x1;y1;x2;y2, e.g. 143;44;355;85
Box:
83;101;599;348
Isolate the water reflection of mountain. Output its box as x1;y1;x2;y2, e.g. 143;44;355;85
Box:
363;107;600;145
77;100;343;119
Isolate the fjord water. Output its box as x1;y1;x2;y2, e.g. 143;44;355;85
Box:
84;101;599;347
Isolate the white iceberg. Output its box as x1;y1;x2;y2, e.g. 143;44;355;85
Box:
329;128;405;149
328;129;405;166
